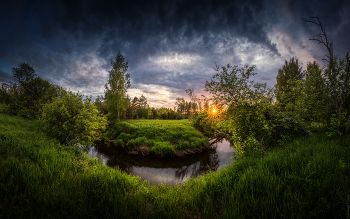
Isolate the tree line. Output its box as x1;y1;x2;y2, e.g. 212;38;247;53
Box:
95;93;188;120
0;52;198;146
95;51;203;120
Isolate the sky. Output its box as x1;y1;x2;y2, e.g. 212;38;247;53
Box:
1;0;349;108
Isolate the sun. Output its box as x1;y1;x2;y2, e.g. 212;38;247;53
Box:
209;106;221;120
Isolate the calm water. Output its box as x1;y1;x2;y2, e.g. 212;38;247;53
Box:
85;139;236;185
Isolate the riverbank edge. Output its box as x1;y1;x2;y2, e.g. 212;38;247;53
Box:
105;140;212;158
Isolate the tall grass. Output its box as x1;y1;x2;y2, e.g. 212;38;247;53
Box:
1;113;349;218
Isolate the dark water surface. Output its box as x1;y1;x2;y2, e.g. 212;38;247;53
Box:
85;140;236;185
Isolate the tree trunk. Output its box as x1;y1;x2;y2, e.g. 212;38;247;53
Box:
338;57;350;132
319;124;322;136
338;102;343;132
344;59;350;134
346;114;350;134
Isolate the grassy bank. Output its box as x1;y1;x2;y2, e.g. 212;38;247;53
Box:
100;119;209;157
1;113;349;218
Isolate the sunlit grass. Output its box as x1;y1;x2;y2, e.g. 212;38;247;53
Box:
1;113;349;218
100;119;209;157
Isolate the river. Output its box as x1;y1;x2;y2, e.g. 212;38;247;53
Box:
85;139;235;186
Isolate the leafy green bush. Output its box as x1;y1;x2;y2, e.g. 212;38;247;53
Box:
177;140;190;150
150;141;175;156
134;136;147;146
126;139;135;149
118;133;131;142
112;126;123;139
0;103;9;114
111;138;124;147
146;139;155;147
41;91;107;145
116;138;124;146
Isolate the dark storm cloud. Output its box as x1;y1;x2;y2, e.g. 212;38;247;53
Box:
0;0;349;106
0;69;13;84
266;0;350;59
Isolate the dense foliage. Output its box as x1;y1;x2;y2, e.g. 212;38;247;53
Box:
191;51;349;156
0;62;64;119
41;91;107;145
275;57;304;103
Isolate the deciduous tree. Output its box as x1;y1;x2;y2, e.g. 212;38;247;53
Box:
105;51;131;121
302;16;350;133
303;61;328;131
205;63;267;106
42;91;106;145
275;57;304;105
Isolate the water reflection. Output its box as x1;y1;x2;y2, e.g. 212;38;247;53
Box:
86;139;235;185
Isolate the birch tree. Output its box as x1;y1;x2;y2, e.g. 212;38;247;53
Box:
105;51;131;121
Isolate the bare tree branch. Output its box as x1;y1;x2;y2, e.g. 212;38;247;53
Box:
302;16;338;111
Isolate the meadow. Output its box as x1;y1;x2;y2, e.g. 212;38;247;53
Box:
1;113;350;218
100;119;209;157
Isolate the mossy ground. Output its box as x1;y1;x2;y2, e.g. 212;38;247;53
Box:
1;113;350;218
100;119;210;157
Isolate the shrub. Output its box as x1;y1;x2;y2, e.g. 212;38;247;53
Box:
190;138;200;148
150;141;175;156
111;138;124;147
41;91;107;145
177;140;190;150
118;133;131;142
116;139;124;147
111;140;118;147
112;126;123;139
0;103;9;114
134;137;147;146
147;139;155;147
126;139;135;149
182;133;191;140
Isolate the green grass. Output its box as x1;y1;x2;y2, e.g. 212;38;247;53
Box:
101;119;209;157
1;113;350;218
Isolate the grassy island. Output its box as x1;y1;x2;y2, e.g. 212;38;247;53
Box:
100;119;209;157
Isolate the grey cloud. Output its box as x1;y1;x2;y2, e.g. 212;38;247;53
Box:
0;69;14;84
